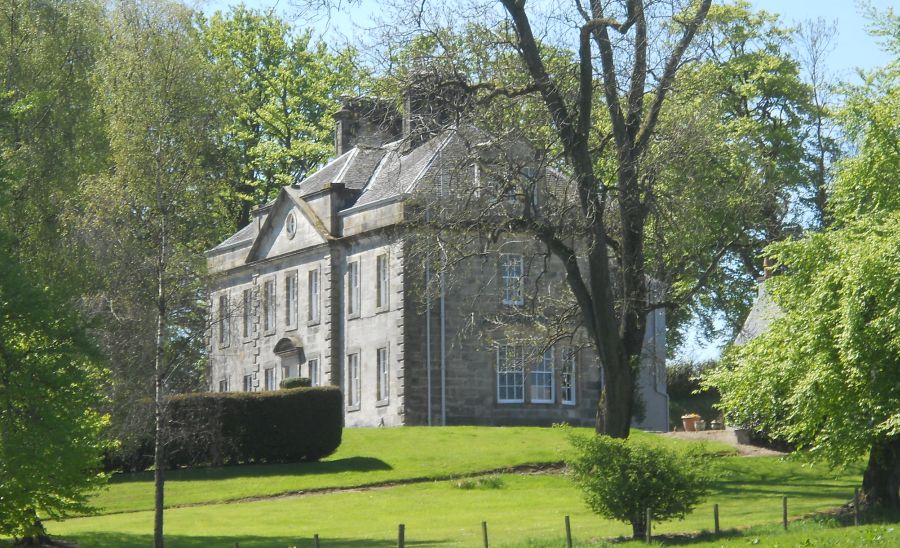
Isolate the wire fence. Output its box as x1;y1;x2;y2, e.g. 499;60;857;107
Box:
226;488;863;547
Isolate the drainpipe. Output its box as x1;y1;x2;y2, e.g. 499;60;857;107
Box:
425;260;432;426
438;148;447;426
440;269;446;426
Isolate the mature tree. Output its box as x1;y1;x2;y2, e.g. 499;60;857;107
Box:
657;2;819;344
0;0;107;291
199;5;357;228
0;233;109;544
343;0;860;436
705;17;900;507
79;1;230;545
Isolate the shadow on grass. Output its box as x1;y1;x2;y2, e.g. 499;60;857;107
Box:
108;457;393;485
48;532;443;548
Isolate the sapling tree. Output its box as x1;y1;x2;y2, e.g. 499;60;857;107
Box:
566;430;710;538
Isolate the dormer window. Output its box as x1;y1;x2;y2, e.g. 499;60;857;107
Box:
285;212;297;239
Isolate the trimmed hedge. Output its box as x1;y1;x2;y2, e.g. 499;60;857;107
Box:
280;377;311;389
165;386;342;468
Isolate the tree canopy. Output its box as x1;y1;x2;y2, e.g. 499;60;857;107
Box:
0;231;109;542
704;13;900;506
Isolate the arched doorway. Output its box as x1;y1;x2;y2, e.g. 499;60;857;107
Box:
274;336;304;380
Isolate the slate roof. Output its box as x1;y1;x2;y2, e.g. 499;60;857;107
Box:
293;147;386;195
208;222;256;253
734;280;783;345
209;124;566;253
354;133;452;208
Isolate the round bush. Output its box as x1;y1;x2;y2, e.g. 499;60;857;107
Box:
280;377;312;389
566;431;710;539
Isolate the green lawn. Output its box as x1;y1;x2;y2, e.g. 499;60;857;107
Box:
46;453;865;547
5;426;885;547
87;426;734;515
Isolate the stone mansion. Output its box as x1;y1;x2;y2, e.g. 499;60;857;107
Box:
206;98;669;431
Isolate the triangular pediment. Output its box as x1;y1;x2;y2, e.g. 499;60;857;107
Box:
245;190;331;263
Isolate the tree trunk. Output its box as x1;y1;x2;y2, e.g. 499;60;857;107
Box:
630;513;646;539
153;229;167;548
862;436;900;508
153;371;165;548
596;342;635;438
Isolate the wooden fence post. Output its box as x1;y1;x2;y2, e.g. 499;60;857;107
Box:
314;533;320;548
854;488;860;526
782;496;788;530
398;523;405;548
645;507;652;543
564;515;572;548
714;503;720;535
482;521;489;548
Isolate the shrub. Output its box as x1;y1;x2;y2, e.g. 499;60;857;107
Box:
453;475;504;490
565;431;710;539
162;386;343;468
280;377;311;389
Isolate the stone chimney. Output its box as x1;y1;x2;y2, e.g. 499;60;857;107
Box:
333;97;403;156
403;69;472;145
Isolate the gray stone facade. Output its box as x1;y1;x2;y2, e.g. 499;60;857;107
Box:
206;104;669;431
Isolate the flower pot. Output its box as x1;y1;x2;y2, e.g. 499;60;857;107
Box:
681;414;700;432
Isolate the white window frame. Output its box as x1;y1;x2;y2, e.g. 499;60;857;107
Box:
264;367;276;391
347;260;360;317
242;374;253;392
217;294;230;347
496;344;525;403
242;288;255;338
500;254;524;306
218;378;229;392
561;348;577;405
347;352;361;409
376;253;389;310
282;364;296;380
530;348;555;404
285;271;298;329
376;346;389;403
307;267;321;324
262;278;276;333
308;357;320;386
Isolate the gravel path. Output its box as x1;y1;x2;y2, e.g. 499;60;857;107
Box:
662;430;787;457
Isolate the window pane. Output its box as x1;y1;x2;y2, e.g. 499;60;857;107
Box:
263;280;275;331
348;262;360;315
376;254;389;308
497;344;524;403
562;348;577;404
347;353;360;406
308;269;320;323
501;254;523;305
530;349;554;403
218;295;229;345
309;358;319;386
242;289;254;337
286;273;297;326
377;347;389;400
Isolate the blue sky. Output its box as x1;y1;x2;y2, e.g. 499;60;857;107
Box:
199;0;895;79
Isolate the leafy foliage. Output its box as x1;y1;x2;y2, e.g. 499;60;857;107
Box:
705;14;900;506
565;430;711;538
199;5;358;228
0;233;110;541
